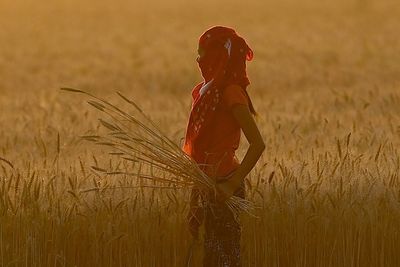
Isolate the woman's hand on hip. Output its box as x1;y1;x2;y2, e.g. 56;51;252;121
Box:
215;175;243;202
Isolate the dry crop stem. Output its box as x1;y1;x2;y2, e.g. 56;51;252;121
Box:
1;0;400;266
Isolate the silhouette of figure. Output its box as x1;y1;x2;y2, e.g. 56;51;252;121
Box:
183;26;265;267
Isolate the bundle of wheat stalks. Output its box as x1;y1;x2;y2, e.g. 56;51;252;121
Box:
60;87;255;219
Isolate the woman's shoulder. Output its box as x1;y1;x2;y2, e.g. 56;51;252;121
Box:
221;83;249;109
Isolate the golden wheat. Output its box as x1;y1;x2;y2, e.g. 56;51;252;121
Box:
0;0;400;266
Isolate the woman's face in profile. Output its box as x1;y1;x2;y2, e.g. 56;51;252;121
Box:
196;45;213;81
196;43;225;81
196;46;206;63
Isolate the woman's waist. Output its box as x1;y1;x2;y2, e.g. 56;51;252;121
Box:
203;149;236;160
197;151;240;178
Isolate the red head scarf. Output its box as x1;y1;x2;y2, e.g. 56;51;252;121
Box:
182;26;254;166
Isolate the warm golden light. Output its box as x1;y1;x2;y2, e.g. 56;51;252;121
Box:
0;0;399;266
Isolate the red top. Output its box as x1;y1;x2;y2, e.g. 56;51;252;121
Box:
190;84;249;179
182;26;253;181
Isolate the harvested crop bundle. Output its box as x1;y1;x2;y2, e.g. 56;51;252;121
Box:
61;87;256;219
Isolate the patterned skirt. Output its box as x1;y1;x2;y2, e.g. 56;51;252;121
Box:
202;177;246;267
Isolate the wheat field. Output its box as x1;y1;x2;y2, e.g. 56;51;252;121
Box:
1;0;400;266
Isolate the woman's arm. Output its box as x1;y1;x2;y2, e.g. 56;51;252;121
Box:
216;103;265;201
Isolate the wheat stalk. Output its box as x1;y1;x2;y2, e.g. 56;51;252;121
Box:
60;87;257;218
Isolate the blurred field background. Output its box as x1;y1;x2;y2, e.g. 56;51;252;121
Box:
1;0;400;266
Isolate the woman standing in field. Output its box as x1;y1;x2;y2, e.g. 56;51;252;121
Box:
182;26;265;267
